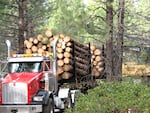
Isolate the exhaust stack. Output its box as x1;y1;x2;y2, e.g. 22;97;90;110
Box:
5;40;11;60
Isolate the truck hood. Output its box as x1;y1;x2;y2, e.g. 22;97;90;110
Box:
2;72;42;84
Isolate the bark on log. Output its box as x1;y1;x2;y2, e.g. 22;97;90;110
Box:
75;68;89;76
75;56;89;64
75;45;89;54
74;50;89;59
75;62;89;70
74;41;89;50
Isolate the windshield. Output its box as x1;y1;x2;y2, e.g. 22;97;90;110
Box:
8;62;42;73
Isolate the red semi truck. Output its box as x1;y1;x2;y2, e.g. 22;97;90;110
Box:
0;39;96;113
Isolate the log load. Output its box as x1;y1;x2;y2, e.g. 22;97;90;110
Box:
24;29;104;80
90;45;104;78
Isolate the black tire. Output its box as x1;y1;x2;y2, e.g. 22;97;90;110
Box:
67;93;73;108
43;98;54;113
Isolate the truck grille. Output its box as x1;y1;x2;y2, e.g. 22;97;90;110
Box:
2;83;28;104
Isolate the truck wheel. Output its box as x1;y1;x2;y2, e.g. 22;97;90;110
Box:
43;98;54;113
67;93;73;108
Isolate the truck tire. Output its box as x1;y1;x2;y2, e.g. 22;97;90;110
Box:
67;93;73;108
43;98;54;113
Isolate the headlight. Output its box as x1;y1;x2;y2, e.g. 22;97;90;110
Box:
33;95;44;102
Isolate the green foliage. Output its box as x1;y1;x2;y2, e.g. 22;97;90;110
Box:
47;0;88;41
65;81;150;113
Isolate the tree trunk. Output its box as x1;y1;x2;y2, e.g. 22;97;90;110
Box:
18;0;27;53
105;0;114;82
113;0;124;81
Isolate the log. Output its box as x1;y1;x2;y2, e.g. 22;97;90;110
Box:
98;61;104;67
33;38;38;44
64;36;71;42
98;67;104;72
92;55;95;59
57;42;62;48
37;42;43;48
53;35;59;40
41;37;49;44
75;62;89;70
57;53;64;59
29;37;34;42
62;72;73;79
66;42;72;47
90;45;96;51
26;41;33;49
75;56;89;64
31;45;38;53
57;67;64;75
24;40;28;45
57;60;64;67
38;48;44;54
45;29;53;37
65;47;72;52
42;45;47;50
63;65;73;72
57;47;63;53
64;57;72;64
37;34;43;41
75;45;89;54
93;61;97;66
25;49;32;54
92;68;100;77
95;56;102;62
59;34;65;38
58;38;63;43
94;49;101;55
75;68;89;76
50;37;54;41
74;50;89;59
64;52;72;58
74;41;89;50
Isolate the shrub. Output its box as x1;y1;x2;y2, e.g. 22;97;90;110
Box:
65;81;150;113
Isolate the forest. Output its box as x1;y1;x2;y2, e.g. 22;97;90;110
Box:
0;0;150;80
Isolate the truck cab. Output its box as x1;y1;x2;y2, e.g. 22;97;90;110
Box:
0;53;58;113
0;39;75;113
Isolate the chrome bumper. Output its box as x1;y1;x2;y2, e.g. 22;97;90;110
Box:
0;105;42;113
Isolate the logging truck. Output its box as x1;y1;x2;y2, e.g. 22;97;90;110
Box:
0;38;97;113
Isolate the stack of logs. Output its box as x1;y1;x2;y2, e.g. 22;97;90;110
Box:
90;45;104;78
24;29;104;80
